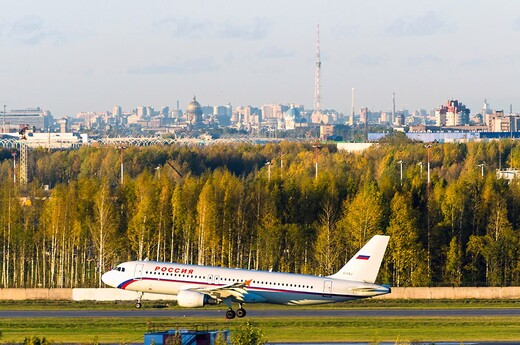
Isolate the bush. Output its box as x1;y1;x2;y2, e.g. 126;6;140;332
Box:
23;336;50;345
231;320;266;345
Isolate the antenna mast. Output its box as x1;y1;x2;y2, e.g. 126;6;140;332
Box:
312;24;322;123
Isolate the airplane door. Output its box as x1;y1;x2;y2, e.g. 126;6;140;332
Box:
134;264;144;280
323;280;332;297
207;275;220;285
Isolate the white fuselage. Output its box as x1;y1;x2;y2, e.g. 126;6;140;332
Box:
102;260;390;305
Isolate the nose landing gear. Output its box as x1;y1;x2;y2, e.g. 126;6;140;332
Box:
135;292;143;309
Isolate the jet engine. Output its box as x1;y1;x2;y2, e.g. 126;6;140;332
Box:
177;290;218;308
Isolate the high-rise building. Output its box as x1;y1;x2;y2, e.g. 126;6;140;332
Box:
380;112;389;124
137;106;147;118
261;104;283;120
160;106;170;117
488;110;520;132
112;106;122;117
59;118;68;133
214;104;232;117
1;107;52;132
359;107;368;124
435;100;470;126
235;106;252;124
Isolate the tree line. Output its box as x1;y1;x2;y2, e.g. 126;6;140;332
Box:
0;137;519;288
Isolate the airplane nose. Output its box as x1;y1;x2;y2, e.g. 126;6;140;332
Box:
101;270;116;287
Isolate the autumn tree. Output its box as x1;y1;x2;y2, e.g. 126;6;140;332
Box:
314;197;340;276
336;179;384;263
386;192;427;286
127;172;159;260
89;181;118;287
444;236;463;286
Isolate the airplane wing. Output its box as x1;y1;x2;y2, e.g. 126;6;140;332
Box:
194;279;252;302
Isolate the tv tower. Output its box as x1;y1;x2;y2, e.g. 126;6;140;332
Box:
312;24;322;123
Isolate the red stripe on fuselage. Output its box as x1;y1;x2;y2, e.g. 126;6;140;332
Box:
118;279;136;289
120;276;359;299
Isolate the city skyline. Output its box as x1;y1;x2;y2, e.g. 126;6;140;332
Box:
2;1;520;117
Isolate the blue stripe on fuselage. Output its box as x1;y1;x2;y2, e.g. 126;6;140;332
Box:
121;276;362;299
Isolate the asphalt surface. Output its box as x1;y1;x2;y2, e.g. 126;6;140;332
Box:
1;309;518;345
0;308;519;318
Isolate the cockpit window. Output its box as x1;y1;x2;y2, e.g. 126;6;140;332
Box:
115;267;126;272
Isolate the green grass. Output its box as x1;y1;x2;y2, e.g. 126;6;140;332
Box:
0;298;519;310
1;315;520;343
0;300;519;343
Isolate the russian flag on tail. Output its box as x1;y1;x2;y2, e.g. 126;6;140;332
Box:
356;255;370;260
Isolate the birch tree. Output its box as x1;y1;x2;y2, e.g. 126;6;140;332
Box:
89;182;117;287
336;181;384;261
386;192;427;286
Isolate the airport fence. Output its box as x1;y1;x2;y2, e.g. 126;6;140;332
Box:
0;287;518;301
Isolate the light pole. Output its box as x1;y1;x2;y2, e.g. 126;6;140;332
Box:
477;163;485;177
265;161;272;182
155;165;161;179
280;152;284;179
397;160;403;186
118;146;126;185
312;143;321;180
12;151;16;186
426;144;431;186
418;162;424;176
425;143;432;280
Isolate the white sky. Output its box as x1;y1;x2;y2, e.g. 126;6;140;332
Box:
1;0;520;117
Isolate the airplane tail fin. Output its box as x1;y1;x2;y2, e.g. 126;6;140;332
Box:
328;235;389;283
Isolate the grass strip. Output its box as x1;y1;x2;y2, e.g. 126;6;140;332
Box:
0;299;519;310
1;315;519;343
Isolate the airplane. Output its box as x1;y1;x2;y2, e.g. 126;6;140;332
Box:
101;234;390;319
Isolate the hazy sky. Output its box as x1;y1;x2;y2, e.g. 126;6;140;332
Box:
2;0;520;117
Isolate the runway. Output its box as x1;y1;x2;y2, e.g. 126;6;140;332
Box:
1;308;519;318
1;308;518;345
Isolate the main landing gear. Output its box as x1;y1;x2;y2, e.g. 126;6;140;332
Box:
225;303;247;319
135;292;143;309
